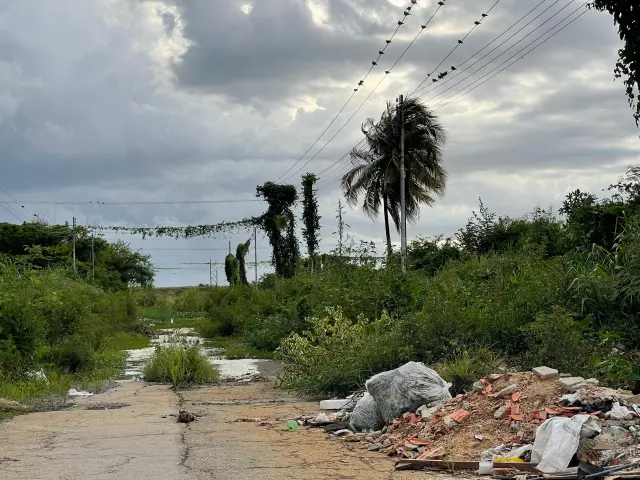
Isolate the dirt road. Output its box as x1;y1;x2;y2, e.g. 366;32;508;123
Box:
0;378;451;479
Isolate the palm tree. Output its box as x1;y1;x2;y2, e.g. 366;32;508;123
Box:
341;96;448;254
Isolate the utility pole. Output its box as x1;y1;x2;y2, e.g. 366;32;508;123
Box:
228;240;231;255
254;227;258;286
209;259;212;286
72;216;77;272
91;230;95;280
399;94;407;274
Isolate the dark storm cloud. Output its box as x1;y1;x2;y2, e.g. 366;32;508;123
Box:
0;0;638;285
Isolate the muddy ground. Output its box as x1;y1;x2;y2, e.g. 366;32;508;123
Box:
0;377;461;479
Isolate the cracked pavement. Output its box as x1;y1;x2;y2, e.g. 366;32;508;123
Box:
0;379;457;479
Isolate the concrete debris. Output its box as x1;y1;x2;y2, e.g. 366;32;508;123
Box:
313;366;640;473
558;376;586;392
532;366;559;380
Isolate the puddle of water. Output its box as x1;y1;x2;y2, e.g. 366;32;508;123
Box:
120;328;262;382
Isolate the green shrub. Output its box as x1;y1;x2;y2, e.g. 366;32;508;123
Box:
143;344;219;388
436;348;504;395
278;307;410;396
519;308;598;375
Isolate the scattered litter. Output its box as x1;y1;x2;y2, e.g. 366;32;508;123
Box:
475;434;486;441
286;420;298;432
67;389;93;397
606;402;634;421
233;417;263;422
319;399;352;410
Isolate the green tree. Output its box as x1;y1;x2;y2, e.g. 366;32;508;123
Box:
589;1;640;126
256;182;299;278
341;97;448;254
224;254;239;286
235;238;251;285
301;173;320;272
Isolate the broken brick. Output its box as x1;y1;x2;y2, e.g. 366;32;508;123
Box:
450;409;470;423
511;414;523;421
511;404;521;416
511;392;522;402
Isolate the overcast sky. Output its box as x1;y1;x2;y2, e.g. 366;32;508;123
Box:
0;0;638;286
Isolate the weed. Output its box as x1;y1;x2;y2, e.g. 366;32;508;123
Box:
143;343;219;388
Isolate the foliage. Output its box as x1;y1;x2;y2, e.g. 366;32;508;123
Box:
407;235;461;276
278;308;410;396
143;342;219;388
255;182;299;278
97;218;258;239
342;96;448;251
0;264;138;377
457;200;567;257
0;222;155;289
235;238;251;285
589;1;640;125
436;348;504;396
224;254;239;286
301;173;321;271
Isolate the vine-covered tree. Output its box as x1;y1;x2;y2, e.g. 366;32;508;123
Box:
256;182;299;278
301;173;321;272
341;97;448;255
224;254;239;286
589;1;640;126
235;238;251;285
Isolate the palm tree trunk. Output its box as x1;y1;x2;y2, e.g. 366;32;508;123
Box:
383;194;392;257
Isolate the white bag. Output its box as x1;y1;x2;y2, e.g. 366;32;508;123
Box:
531;415;589;473
365;362;452;423
350;392;384;432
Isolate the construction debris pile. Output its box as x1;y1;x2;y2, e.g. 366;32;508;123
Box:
315;362;640;478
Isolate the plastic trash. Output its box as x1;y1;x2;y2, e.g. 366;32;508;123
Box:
605;402;634;420
531;415;590;473
319;399;352;410
286;420;298;432
349;392;384;432
477;461;493;475
365;362;452;422
67;389;93;397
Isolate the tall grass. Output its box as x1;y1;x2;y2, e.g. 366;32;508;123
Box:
143;344;219;388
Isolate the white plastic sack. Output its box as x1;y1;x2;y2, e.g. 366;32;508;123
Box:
365;362;452;423
531;415;589;473
350;393;384;432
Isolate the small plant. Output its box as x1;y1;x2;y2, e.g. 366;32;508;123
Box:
143;343;219;388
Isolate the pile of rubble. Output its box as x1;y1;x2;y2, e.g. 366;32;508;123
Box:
314;363;640;477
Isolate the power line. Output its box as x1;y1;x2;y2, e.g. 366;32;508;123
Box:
415;0;582;103
318;2;588;193
281;0;450;184
274;0;423;182
429;3;589;111
410;0;561;97
410;0;502;94
4;199;264;206
316;0;500;191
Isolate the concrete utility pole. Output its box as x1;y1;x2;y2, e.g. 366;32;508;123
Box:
72;217;77;272
254;227;258;286
228;240;231;255
91;230;95;280
209;259;213;286
399;94;407;274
